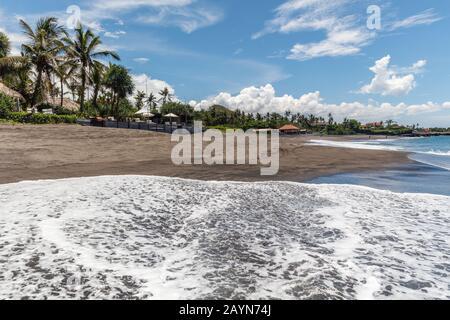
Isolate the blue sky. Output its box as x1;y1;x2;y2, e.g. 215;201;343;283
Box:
1;0;449;126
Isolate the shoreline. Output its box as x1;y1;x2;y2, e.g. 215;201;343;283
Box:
0;124;411;185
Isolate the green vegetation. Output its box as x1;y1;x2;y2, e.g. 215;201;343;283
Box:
0;16;135;121
0;93;14;117
0;32;11;58
5;112;76;124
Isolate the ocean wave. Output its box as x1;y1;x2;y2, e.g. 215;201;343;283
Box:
307;139;402;151
308;139;450;171
409;153;450;171
0;176;449;300
422;150;450;156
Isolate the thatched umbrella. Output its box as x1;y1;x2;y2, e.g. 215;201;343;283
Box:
42;96;80;112
0;81;24;111
164;113;179;131
136;108;155;119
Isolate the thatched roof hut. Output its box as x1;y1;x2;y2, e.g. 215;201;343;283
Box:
42;96;80;112
279;124;306;135
0;81;24;100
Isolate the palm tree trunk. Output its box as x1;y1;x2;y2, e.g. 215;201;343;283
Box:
93;84;99;108
60;78;64;107
31;69;43;107
80;67;86;113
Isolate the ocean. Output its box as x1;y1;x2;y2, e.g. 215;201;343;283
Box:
1;176;449;300
309;136;450;196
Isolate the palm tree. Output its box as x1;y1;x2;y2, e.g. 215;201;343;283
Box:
103;63;134;117
159;87;172;105
0;32;10;58
20;17;67;107
146;92;158;111
0;32;24;80
54;57;77;107
328;113;334;126
64;25;119;113
90;61;106;108
134;91;146;110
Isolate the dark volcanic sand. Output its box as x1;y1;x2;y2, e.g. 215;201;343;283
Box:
0;124;410;184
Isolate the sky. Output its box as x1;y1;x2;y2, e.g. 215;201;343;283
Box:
0;0;449;127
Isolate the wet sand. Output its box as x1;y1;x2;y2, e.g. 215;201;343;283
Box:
0;124;411;184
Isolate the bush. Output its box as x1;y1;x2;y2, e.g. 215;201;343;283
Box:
0;93;14;117
5;112;77;124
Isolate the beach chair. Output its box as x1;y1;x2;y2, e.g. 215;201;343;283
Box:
42;108;53;114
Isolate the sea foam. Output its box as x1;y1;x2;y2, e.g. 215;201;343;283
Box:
0;176;449;300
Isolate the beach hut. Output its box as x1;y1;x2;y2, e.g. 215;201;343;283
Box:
41;96;80;113
0;81;24;111
279;124;302;135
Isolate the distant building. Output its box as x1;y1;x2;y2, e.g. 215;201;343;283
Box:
362;122;384;129
279;124;306;135
310;120;327;127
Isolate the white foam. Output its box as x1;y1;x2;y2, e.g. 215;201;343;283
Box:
307;139;402;151
0;176;449;300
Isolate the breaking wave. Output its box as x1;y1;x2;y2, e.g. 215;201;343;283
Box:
308;137;450;171
0;176;449;300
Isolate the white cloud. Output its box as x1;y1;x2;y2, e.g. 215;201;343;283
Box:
253;0;375;60
133;57;150;64
233;48;243;55
104;30;126;38
132;73;176;100
192;84;450;122
254;1;441;61
92;0;193;11
88;0;222;33
137;5;223;33
390;9;442;30
288;21;374;60
360;55;427;96
8;0;222;36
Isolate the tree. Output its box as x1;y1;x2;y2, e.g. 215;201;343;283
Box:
146;92;158;111
64;25;119;113
20;17;67;107
159;87;172;105
0;31;32;105
103;64;134;118
90;61;106;108
54;57;77;107
0;32;10;58
134;91;146;110
328;113;334;126
160;102;193;123
386;120;394;128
